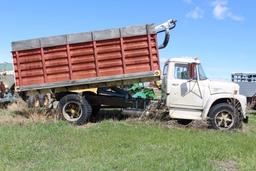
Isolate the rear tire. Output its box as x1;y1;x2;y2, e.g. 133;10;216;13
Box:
208;103;240;130
27;95;40;108
59;94;92;125
27;96;35;108
39;94;49;107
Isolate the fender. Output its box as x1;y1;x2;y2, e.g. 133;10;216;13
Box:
202;93;247;120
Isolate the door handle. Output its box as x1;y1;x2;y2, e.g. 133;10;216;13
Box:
172;83;179;86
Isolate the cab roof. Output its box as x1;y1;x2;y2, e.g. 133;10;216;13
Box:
165;57;200;64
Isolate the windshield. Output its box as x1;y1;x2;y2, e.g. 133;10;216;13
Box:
198;64;207;80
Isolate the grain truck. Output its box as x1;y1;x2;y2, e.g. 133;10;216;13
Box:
11;19;248;130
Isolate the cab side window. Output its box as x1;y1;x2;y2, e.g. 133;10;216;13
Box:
174;64;189;80
163;64;168;76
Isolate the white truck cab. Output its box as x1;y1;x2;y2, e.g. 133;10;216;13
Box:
161;57;248;130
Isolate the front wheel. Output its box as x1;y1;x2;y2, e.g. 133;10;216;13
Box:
59;94;92;125
208;103;241;130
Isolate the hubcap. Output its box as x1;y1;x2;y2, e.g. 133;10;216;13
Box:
63;101;82;122
215;110;234;130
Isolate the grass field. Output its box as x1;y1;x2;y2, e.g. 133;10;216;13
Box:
0;111;255;171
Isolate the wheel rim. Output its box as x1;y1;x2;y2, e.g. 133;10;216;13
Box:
62;101;82;122
214;110;234;130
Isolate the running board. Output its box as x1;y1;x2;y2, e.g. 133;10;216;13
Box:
169;108;203;120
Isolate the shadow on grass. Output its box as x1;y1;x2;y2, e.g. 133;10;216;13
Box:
89;109;129;123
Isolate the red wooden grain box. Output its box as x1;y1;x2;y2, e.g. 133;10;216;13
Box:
12;24;160;91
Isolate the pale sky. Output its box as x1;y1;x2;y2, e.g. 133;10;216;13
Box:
0;0;255;80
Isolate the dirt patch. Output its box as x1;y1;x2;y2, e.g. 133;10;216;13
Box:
7;99;28;116
125;116;210;130
240;123;251;133
165;120;209;129
0;99;57;124
214;160;238;171
0;112;56;125
134;110;209;130
0;115;29;124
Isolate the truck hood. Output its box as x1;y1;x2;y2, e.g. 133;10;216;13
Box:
209;80;239;95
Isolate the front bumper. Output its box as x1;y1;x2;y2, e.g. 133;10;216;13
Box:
235;94;249;123
234;94;247;118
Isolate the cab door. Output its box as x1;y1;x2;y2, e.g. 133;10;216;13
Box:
161;63;169;104
167;63;203;109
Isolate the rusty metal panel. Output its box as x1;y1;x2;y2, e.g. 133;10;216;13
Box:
11;25;160;90
12;24;155;51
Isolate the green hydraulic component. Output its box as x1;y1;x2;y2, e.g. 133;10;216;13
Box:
128;83;157;100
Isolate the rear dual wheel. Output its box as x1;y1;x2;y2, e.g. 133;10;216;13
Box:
27;96;39;108
58;94;92;125
27;94;49;108
39;94;49;107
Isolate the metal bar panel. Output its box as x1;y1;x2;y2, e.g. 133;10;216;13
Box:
40;48;47;83
12;27;160;89
120;37;126;74
15;51;22;86
16;71;159;91
154;34;160;68
147;35;153;71
66;44;73;80
12;24;155;51
93;41;99;77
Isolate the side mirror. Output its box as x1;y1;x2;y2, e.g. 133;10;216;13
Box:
189;63;197;80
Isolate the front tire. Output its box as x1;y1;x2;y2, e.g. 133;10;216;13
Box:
59;94;92;125
208;103;240;130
